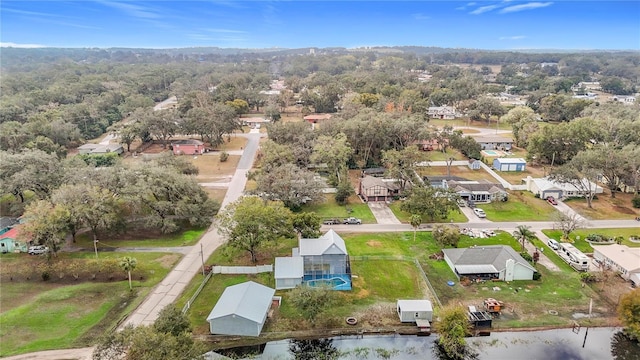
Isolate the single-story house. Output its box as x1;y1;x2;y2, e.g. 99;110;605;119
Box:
274;256;304;290
303;114;332;124
361;167;386;177
295;229;352;291
397;299;433;323
240;117;270;128
358;175;403;202
473;136;514;151
206;281;276;337
171;139;205;155
610;95;636;104
424;176;468;189
443;245;536;281
592;244;640;286
468;159;482;170
445;179;507;203
0;227;27;253
413;139;447;151
524;176;604;200
78;143;124;155
427;106;457;120
493;158;526;172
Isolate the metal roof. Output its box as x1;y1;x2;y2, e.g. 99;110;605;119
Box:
274;256;304;279
592;244;640;273
397;299;433;312
298;229;348;256
494;158;526;164
206;281;275;323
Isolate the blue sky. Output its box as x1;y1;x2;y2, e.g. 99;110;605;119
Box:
1;1;639;50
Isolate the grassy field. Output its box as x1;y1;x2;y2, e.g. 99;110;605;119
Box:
300;195;376;224
73;227;208;249
213;134;247;151
0;251;180;356
496;167;545;185
388;200;468;223
192;154;240;181
564;192;639;220
425;148;466;161
417;164;496;182
478;191;559;221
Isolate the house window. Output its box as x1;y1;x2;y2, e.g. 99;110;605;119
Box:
415;312;419;318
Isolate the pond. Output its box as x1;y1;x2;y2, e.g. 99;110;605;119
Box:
213;327;640;360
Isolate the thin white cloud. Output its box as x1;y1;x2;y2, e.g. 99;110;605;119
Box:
500;2;553;13
499;35;526;40
470;5;500;15
467;2;477;6
413;13;430;20
203;28;247;34
97;0;161;19
0;42;47;48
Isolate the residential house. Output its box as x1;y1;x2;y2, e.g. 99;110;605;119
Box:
428;106;457;120
361;167;386;177
571;81;601;92
206;281;276;337
592;244;640;287
0;217;18;235
274;256;304;290
468;159;482;170
443;245;536;281
240;117;270;128
397;300;433;323
295;229;351;290
0;227;27;253
610;95;636;104
473;136;514;151
496;93;525;106
303;114;332;124
171;139;205;155
493;158;526;172
525;176;604;200
424;176;468;189
444;179;507;203
77;143;124;155
413;139;445;152
358;175;403;202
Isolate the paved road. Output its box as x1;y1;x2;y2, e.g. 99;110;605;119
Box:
119;131;262;329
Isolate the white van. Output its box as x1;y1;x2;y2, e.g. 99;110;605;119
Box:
547;239;559;250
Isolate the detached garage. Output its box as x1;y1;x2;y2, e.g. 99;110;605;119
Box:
207;281;275;337
493;158;526;172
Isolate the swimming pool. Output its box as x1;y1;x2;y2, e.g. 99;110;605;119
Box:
304;274;352;291
483;150;501;156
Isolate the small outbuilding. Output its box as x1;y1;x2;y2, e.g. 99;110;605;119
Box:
397;299;433;323
468;159;482;170
274;256;304;290
171;139;205;155
493;158;526;172
206;281;275;337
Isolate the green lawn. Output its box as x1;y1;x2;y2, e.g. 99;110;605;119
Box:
74;227;208;249
425;148;466;161
300;195;375;224
478;191;559;221
0;251;178;356
388;201;467;223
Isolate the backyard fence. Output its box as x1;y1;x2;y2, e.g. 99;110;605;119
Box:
211;264;273;274
182;271;213;314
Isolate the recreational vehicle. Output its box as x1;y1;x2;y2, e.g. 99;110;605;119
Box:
558;243;589;271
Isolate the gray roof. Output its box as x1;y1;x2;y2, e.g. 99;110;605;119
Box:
206;281;275;323
299;229;348;256
424;175;467;184
274;256;304;279
443;245;535;274
360;175;401;191
473;136;514;144
446;180;506;194
0;217;18;230
172;139;204;145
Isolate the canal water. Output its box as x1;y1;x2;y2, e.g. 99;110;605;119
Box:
214;327;640;360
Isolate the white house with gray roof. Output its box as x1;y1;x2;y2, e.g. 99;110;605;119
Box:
443;245;536;281
206;281;275;336
274;256;304;290
525;176;603;200
592;244;640;287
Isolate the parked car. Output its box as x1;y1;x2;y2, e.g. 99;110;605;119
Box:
323;218;340;225
343;217;362;225
28;245;49;255
473;208;486;218
547;239;560;250
546;196;558;205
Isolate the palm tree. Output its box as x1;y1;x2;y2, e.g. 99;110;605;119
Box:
410;214;422;242
512;225;535;252
119;256;138;290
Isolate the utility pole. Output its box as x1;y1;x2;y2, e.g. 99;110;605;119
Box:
94;239;99;259
200;243;205;276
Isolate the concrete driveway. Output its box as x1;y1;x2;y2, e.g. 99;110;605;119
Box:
367;202;401;225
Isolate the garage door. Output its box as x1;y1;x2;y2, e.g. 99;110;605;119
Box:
508;164;517;171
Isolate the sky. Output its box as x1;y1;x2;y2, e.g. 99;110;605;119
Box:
1;1;639;50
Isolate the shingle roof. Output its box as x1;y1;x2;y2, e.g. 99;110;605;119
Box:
172;139;204;145
360;175;401;191
443;245;535;274
298;229;348;256
0;217;18;230
206;281;275;323
446;180;506;194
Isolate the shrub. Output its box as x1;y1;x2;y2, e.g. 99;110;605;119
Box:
632;196;640;209
520;252;533;262
220;151;229;162
533;272;542;281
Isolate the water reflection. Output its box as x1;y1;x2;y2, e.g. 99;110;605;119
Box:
216;327;639;360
